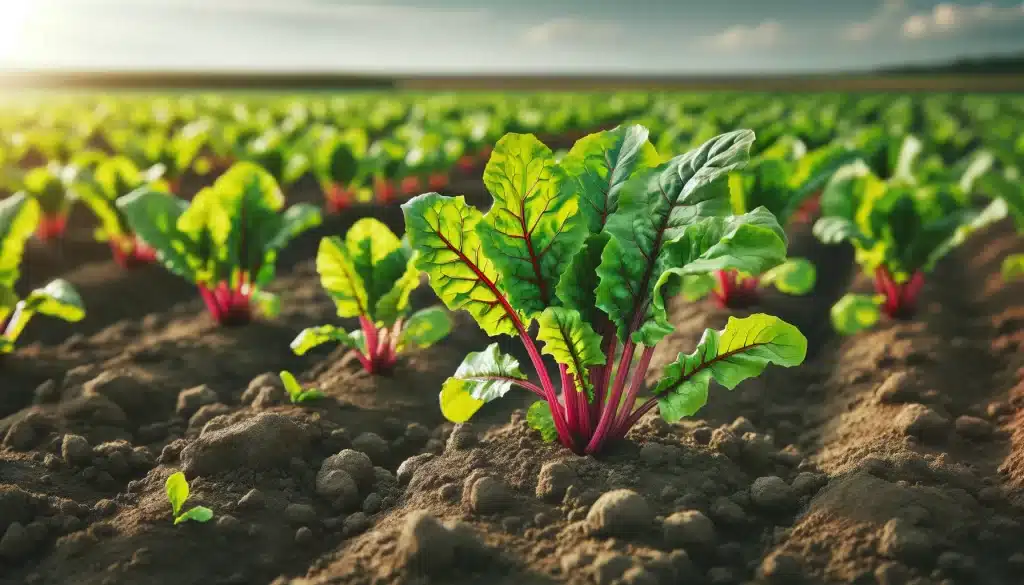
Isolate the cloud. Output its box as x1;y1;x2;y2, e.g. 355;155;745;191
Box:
901;2;1024;39
842;0;908;41
522;18;622;46
703;20;783;51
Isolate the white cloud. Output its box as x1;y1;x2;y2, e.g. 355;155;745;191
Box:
704;20;783;51
901;2;1024;39
842;0;908;41
522;18;622;46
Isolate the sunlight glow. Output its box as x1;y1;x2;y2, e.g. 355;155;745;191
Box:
0;1;34;62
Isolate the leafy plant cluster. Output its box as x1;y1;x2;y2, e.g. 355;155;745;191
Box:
402;125;808;453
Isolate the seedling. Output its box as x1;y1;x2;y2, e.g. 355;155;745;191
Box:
815;160;1006;333
1;194;86;353
279;370;325;403
403;126;807;454
681;138;856;308
291;219;452;374
118;162;322;326
165;472;213;525
75;156;166;267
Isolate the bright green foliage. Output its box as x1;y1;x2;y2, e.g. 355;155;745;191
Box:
1003;254;1024;281
403;194;519;337
20;163;74;216
815;167;1006;280
118;162;321;323
165;472;214;525
830;293;884;335
642;208;789;343
76;156;166;242
595;130;762;341
0;193;40;289
760;258;817;295
477;133;585;317
290;219;451;373
536;307;604;396
1;194;84;352
653;314;807;421
404;126;803;453
279;370;325;404
559;125;661;232
439;343;528;423
728;140;859;223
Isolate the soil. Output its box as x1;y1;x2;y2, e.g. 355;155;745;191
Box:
2;131;1024;585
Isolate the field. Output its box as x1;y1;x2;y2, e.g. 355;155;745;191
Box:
1;90;1023;585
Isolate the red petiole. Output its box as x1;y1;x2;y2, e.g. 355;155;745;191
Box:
873;266;924;319
711;269;761;309
198;272;255;326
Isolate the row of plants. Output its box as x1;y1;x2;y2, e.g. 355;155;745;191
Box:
2;95;1022;456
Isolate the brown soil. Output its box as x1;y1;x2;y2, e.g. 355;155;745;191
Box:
3;135;1024;585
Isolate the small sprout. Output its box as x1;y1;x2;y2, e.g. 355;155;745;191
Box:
166;472;213;525
279;370;325;404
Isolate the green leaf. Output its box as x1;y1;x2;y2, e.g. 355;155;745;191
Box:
813;216;865;246
0;285;16;323
892;135;923;184
279;370;303;401
0;193;41;288
535;307;605;397
317;219;408;321
297;389;326;403
165;471;190;518
477;133;585;316
641;208;788;345
174;506;213;525
559;124;661;232
654;314;807;422
117;188;198;282
596;130;756;341
680;274;717;301
290;325;363;356
527;401;558;443
923;197;1007;271
22;279;86;322
402;194;520;337
555;232;609;324
1002;253;1024;281
316;236;368;319
830;293;883;335
374;262;420;326
398;306;452;351
439;343;526;423
761;258;816;295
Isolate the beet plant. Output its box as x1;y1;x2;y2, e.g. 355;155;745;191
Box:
76;156;167;268
118;162;321;326
402;126;807;454
1;194;85;354
291;219;452;374
815;161;1006;334
313;131;364;213
681;140;857;308
19;164;76;242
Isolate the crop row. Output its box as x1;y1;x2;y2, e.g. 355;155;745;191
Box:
2;93;1023;482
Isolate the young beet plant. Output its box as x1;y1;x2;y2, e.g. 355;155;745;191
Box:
165;472;213;525
20;164;76;242
815;161;1006;334
1;194;85;354
279;370;325;404
403;126;807;454
681;139;857;308
118;162;322;326
76;156;166;268
290;219;453;374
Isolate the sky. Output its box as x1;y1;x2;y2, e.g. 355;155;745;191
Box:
1;0;1023;74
